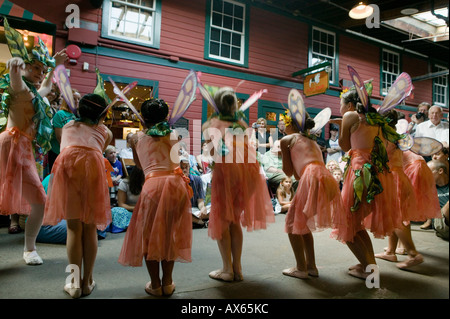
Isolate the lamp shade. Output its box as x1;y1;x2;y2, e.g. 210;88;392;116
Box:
349;2;374;19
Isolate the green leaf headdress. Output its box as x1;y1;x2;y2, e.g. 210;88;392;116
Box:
3;17;55;67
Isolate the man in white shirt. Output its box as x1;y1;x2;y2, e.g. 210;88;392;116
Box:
415;105;449;149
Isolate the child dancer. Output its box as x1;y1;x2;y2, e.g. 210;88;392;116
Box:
333;90;402;279
373;111;423;269
280;102;344;279
43;94;113;298
274;176;293;214
118;98;193;297
202;87;274;282
0;18;67;265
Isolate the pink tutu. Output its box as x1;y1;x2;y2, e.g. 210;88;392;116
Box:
286;162;345;235
208;161;275;240
118;172;192;266
404;159;441;221
391;167;418;222
0;128;46;216
336;149;402;242
43;145;111;230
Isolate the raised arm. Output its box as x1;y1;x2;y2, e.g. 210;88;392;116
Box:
6;57;27;93
38;49;68;97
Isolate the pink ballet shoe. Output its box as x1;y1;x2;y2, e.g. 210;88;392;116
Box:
396;254;424;270
375;252;398;262
145;282;162;297
308;268;319;277
64;283;82;299
209;270;234;282
348;268;370;280
162;282;176;296
282;267;309;279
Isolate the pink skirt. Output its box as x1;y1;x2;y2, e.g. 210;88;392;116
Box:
335;149;402;242
0;128;46;216
118;172;192;266
208;162;275;240
43;145;111;230
286;162;346;235
391;166;418;223
404;159;441;221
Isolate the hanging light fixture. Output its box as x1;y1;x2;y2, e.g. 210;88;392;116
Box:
349;2;374;19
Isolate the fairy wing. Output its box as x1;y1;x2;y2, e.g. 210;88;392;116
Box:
239;89;268;113
288;89;306;132
168;70;197;125
53;65;77;115
198;83;220;114
395;119;409;134
109;77;146;125
100;81;138;117
347;65;369;112
410;137;443;156
378;72;413;115
310;107;331;135
397;134;414;151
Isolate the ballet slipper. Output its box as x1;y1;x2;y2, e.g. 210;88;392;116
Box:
375;252;398;262
64;283;82;299
395;248;407;255
162;282;176;296
348;268;370;280
23;250;43;265
145;282;162;297
396;254;424;270
209;269;234;282
282;267;309;279
308;268;319;277
82;280;96;297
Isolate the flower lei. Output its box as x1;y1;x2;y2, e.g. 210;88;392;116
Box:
145;121;172;137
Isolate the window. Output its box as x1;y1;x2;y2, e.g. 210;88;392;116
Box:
309;27;337;84
433;65;448;107
101;0;161;48
381;49;400;95
205;0;248;66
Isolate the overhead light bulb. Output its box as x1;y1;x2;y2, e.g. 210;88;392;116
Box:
349;2;374;19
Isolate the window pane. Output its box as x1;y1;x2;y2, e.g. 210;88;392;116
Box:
232;33;241;46
234;5;243;18
223;15;233;29
224;1;233;15
233;18;243;32
231;47;241;60
212;12;222;26
222;30;231;44
221;44;231;58
210;41;220;55
211;28;221;41
213;0;223;12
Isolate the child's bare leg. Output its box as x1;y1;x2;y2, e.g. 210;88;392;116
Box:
346;230;376;278
161;260;176;295
394;224;423;269
81;223;98;296
65;219;83;297
23;204;44;264
375;233;398;262
209;226;234;282
282;233;308;279
230;223;243;280
302;232;318;276
145;259;161;289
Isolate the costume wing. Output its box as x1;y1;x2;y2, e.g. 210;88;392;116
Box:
198;82;220;114
378;72;413;115
288;89;306;132
347;65;369;112
53;65;77;115
239;89;268;113
100;81;137;117
109;77;145;125
310;107;331;135
395;119;409;134
397;134;414;151
168;70;197;125
410;137;443;156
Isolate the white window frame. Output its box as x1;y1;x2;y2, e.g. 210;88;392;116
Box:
433;65;448;107
207;0;247;65
309;26;337;84
101;0;161;48
381;49;400;95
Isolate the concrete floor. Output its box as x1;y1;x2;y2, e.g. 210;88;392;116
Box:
0;214;448;303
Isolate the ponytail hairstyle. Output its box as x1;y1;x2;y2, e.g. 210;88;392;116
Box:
304;112;316;131
213;87;238;116
78;93;107;124
141;98;169;126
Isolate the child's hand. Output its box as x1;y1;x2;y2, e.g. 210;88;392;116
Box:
53;49;68;67
6;57;25;71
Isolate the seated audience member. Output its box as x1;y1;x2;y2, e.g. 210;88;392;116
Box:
427;160;449;239
108;166;145;233
119;132;135;160
105;145;123;206
262;140;287;195
180;157;210;228
274;175;293;214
